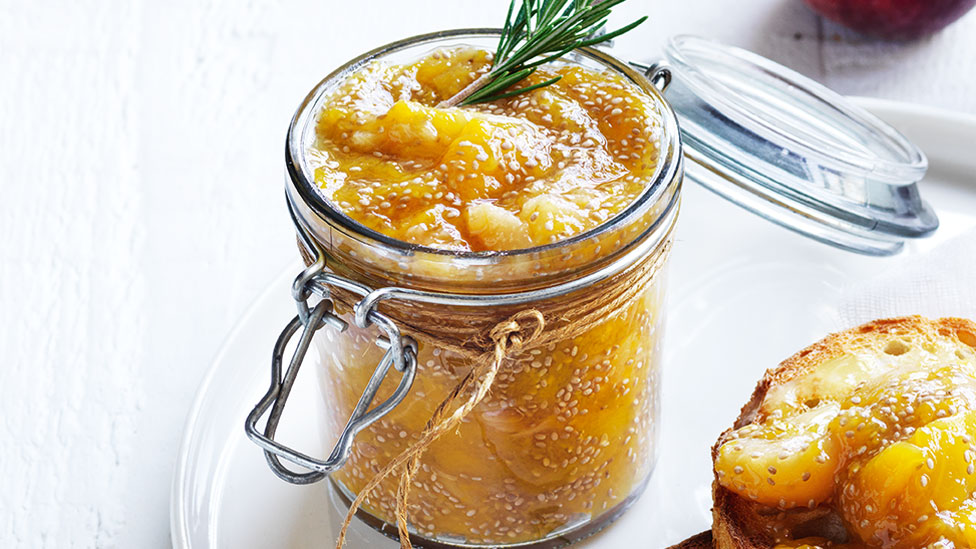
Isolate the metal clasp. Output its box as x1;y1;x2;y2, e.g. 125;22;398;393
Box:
628;60;672;92
244;199;418;485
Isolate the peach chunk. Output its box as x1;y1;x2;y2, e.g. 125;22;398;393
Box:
842;410;976;546
465;202;531;250
716;404;842;508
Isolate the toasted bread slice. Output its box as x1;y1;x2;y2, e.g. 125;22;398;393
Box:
674;316;976;548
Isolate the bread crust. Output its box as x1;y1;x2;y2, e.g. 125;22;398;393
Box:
674;316;976;549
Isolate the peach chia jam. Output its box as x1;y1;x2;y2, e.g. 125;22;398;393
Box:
299;40;677;546
309;47;661;252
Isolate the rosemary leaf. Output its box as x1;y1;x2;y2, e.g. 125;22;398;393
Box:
436;0;645;108
465;77;563;105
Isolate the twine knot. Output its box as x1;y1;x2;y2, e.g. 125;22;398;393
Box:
489;309;545;352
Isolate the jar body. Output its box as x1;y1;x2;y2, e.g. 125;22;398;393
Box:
315;247;669;546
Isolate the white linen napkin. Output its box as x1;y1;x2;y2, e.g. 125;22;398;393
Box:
830;229;976;329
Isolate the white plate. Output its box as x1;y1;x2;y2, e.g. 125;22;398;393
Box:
171;98;976;549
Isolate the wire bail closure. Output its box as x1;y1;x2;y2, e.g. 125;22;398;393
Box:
244;199;418;485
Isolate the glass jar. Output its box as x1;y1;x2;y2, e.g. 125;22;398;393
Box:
271;30;682;548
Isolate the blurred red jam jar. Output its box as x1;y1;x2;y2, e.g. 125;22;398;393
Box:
803;0;976;40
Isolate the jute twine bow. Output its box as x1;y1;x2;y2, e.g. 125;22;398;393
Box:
336;310;545;549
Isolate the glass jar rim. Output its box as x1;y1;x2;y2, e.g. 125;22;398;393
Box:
285;28;682;263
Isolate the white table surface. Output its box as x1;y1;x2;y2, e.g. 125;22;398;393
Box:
3;1;976;547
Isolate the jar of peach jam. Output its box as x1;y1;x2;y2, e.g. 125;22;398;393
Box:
246;30;937;549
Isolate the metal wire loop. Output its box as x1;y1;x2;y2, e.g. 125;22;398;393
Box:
244;296;418;484
646;63;672;92
244;196;419;484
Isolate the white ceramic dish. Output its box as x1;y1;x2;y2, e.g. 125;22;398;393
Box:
171;98;976;548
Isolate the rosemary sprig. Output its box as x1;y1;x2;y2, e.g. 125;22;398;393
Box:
437;0;647;108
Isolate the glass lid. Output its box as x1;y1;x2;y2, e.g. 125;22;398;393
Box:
658;35;938;256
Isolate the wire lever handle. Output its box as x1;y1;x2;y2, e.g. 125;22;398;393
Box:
244;199;418;485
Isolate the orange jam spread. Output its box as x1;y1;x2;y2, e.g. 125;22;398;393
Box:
310;46;669;544
716;338;976;547
310;47;662;251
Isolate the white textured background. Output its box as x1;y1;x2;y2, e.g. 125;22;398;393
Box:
3;1;976;547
